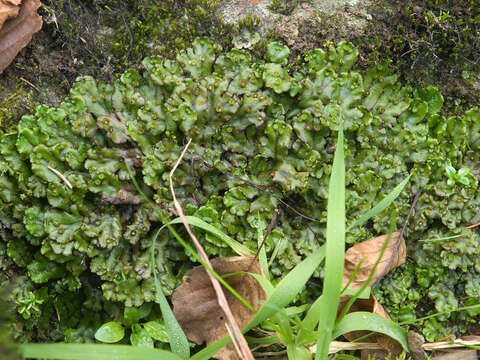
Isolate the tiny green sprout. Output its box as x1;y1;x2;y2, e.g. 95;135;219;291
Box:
17;291;44;320
445;163;475;187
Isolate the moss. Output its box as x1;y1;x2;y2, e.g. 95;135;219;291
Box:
360;0;480;110
43;0;259;77
290;0;480;112
0;80;35;131
2;0;263;131
269;0;309;15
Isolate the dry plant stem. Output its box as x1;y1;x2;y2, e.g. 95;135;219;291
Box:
169;138;255;360
248;208;279;271
466;221;480;229
47;166;73;189
309;341;383;354
381;191;421;276
422;337;480;351
225;323;242;358
309;338;480;355
20;76;39;91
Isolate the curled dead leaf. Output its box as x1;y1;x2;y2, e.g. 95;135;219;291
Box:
172;256;267;360
342;232;406;290
0;0;43;73
408;330;426;360
430;349;477;360
0;0;21;28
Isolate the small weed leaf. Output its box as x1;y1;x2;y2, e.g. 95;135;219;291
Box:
94;321;125;343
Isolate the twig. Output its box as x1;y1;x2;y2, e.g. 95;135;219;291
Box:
381;191;421;279
423;337;480;351
169;139;255;360
248;208;279;271
225;322;242;359
20;77;40;92
466;221;480;229
47;166;73;189
399;191;422;240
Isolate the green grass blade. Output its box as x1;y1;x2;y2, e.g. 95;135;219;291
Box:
256;213;270;279
399;303;480;325
18;343;183;360
297;295;323;345
315;123;345;360
268;235;285;267
249;272;275;296
168;216;253;256
333;312;409;351
336;214;397;327
245;334;279;345
346;176;410;231
191;244;326;360
151;229;190;359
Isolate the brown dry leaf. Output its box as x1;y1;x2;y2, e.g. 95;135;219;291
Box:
342;232;406;290
408;330;427;360
0;0;21;28
172;256;267;360
0;0;42;73
338;294;404;360
431;349;478;360
423;335;480;351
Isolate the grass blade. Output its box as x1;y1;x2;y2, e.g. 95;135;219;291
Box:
18;343;183;360
168;216;253;256
336;213;397;327
315;122;346;360
333;312;409;351
256;212;270;279
151;229;190;359
347;176;410;231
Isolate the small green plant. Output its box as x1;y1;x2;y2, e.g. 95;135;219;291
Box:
445;163;475;187
94;303;170;347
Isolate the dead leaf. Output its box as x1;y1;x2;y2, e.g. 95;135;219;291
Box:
342;232;406;290
431;349;478;360
0;0;43;73
408;330;427;360
338;294;403;360
0;0;21;28
423;335;480;351
172;256;267;360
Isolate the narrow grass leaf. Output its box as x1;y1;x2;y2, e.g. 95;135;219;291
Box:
337;219;396;327
400;303;480;325
347;176;410;231
256;213;270;279
18;343;183;360
151;229;190;360
245;334;279;345
191;244;326;360
315;123;346;360
249;272;275;296
168;216;253;256
297;295;324;345
333;312;409;351
268;235;285;267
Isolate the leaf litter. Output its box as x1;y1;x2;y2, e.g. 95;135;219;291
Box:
172;256;266;360
0;0;42;73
